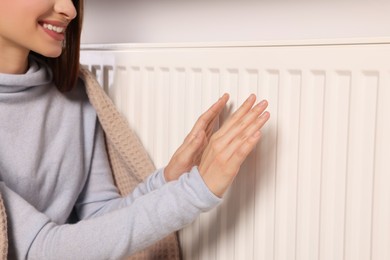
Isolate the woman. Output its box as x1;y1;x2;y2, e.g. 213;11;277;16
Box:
0;0;270;259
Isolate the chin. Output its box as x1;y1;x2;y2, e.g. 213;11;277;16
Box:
45;49;63;58
35;45;64;58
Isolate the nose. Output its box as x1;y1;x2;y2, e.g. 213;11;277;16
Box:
54;0;77;21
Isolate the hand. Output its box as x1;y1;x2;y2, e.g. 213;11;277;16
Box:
164;94;230;182
198;94;270;197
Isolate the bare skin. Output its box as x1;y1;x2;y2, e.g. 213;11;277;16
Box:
165;93;270;197
0;0;76;74
0;0;270;199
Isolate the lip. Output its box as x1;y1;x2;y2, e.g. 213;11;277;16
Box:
39;20;67;42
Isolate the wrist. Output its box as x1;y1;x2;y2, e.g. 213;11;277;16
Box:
163;165;173;182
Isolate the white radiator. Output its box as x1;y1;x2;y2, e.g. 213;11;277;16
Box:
80;39;390;260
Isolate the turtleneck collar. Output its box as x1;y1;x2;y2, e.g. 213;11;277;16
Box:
0;55;53;93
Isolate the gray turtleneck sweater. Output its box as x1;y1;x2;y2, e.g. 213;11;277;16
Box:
0;57;220;259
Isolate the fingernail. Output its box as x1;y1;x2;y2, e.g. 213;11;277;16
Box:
220;93;228;100
259;99;268;106
247;94;256;102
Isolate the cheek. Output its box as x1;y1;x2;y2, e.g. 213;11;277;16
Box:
0;5;36;34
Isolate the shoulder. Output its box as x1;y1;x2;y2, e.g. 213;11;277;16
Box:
63;76;89;104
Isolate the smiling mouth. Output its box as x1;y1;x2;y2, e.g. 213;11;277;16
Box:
41;23;65;34
38;21;67;42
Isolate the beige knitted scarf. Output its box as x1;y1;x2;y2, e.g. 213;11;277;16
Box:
0;68;181;260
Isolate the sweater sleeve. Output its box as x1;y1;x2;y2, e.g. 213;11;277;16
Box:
75;121;168;220
1;167;221;260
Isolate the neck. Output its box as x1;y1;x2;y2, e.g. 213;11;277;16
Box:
0;43;29;74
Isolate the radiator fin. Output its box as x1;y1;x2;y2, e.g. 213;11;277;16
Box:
81;43;390;260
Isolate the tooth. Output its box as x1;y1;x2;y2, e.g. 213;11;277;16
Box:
43;23;64;33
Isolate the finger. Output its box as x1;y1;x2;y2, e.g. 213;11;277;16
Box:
204;131;263;189
188;93;229;138
166;130;206;179
193;135;209;165
221;111;269;171
221;110;270;163
204;113;219;139
215;94;257;137
198;93;229;138
227;130;263;174
197;103;267;175
215;99;268;149
181;130;206;155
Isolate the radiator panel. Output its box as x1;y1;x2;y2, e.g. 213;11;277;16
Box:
80;42;390;260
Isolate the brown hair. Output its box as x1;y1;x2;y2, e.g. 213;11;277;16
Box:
33;0;84;92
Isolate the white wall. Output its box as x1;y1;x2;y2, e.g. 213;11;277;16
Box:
81;0;390;44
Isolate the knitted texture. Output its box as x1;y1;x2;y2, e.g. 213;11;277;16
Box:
79;68;181;260
0;194;7;260
0;68;181;259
